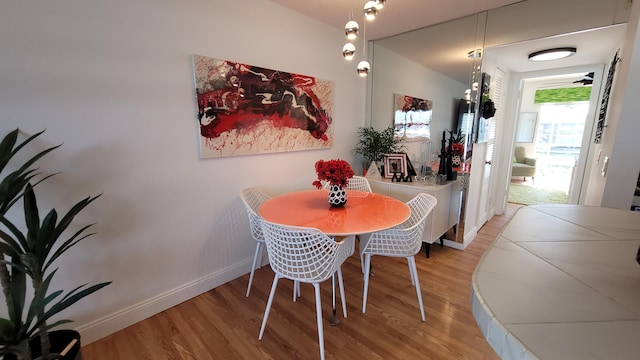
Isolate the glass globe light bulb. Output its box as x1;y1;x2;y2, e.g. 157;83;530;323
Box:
342;43;356;60
357;60;371;77
375;0;386;9
363;1;379;21
345;20;359;40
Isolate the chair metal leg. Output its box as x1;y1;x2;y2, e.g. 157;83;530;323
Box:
313;283;326;360
293;280;300;302
328;273;340;326
246;242;264;297
259;273;280;339
362;254;372;314
408;260;416;285
408;256;426;321
337;268;347;318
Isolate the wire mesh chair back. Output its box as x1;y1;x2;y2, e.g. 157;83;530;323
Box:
322;175;372;192
260;220;354;283
361;193;437;257
239;187;271;242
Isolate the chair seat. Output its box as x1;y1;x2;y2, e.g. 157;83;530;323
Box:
359;193;437;322
512;163;536;177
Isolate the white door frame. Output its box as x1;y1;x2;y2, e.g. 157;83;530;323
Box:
494;64;606;212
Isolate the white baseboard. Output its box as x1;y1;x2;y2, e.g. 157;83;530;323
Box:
463;226;478;248
77;259;252;345
442;238;463;249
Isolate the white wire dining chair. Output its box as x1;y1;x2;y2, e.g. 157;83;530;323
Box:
322;175;372;192
258;219;355;360
239;187;271;297
359;192;437;321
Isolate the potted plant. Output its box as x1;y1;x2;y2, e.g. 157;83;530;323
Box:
0;129;111;360
353;126;405;175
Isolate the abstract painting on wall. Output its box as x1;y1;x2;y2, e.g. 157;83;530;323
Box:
393;93;432;141
193;54;334;158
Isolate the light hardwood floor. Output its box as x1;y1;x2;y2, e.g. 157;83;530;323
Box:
83;204;522;359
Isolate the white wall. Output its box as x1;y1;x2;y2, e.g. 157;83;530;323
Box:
515;79;543;156
0;0;365;344
583;0;640;208
369;44;468;164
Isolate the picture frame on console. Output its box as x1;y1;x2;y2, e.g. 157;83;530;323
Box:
383;153;408;179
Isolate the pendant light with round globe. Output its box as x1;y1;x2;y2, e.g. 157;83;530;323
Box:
342;43;356;60
364;1;379;21
345;20;359;40
375;0;386;9
357;61;371;77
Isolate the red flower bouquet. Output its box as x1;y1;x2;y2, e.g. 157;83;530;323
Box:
452;143;465;156
312;159;355;189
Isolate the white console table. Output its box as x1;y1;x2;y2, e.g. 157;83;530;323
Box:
368;178;461;256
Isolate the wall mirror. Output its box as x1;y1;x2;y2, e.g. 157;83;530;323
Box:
368;12;485;244
366;0;630;244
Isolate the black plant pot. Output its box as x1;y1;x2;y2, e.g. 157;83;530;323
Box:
5;330;82;360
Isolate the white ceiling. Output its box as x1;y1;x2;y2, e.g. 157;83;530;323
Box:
485;25;627;76
270;0;630;84
269;0;524;40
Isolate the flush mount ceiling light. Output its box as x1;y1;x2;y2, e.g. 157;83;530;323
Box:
528;47;577;61
364;1;379;21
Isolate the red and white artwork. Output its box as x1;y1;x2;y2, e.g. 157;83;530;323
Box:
393;93;433;140
193;55;334;158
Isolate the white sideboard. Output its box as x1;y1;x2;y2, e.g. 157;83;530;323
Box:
368;178;461;251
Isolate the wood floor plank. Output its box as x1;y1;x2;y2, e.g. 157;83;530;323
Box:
82;204;521;359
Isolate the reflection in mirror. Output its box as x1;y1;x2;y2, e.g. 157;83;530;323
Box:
367;0;632;247
369;12;486;245
393;93;433;141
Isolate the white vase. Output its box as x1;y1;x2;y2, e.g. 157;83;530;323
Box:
327;184;347;207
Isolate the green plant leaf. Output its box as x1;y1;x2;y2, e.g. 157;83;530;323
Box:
0;221;27;257
0;128;60;215
8;257;26;326
44;226;96;274
49;194;100;242
1;129;111;357
43;281;112;322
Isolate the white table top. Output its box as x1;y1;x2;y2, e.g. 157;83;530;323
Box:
471;204;640;360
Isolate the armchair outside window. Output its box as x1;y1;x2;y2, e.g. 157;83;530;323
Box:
511;146;537;182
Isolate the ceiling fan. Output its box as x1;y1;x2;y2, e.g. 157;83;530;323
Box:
573;72;595;85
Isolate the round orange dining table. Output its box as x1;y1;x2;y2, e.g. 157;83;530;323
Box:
258;189;411;236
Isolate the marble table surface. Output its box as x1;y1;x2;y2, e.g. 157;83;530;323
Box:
471;205;640;360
